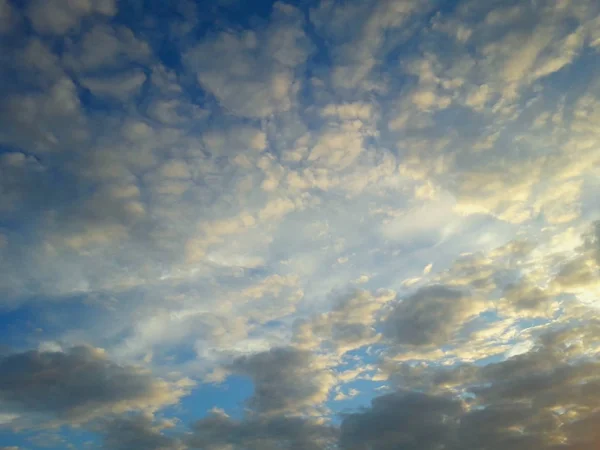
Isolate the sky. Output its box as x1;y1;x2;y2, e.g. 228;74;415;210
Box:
0;0;600;449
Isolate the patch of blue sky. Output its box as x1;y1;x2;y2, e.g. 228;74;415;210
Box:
165;374;254;423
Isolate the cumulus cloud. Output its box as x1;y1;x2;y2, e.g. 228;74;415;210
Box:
26;0;117;35
0;346;192;427
340;390;463;450
310;0;430;90
384;285;487;346
189;410;338;450
229;347;336;416
100;414;185;450
498;277;557;318
185;2;313;117
81;70;147;101
551;222;600;293
0;0;16;33
0;76;86;153
1;0;600;448
63;24;151;72
294;289;395;354
0;152;45;212
346;319;600;450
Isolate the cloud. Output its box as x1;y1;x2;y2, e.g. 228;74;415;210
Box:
229;347;336;416
0;152;45;212
293;289;395;355
340;390;463;450
81;70;147;101
310;0;429;90
384;285;487;346
100;414;185;450
0;346;192;428
498;277;557;318
0;76;86;153
1;0;600;448
0;0;16;33
26;0;117;35
63;24;151;72
455;323;600;450
185;2;313;117
189;409;338;450
348;318;600;450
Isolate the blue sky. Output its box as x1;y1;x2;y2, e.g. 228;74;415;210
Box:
1;0;600;449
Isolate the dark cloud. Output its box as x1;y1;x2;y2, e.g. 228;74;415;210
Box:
0;152;47;215
229;347;335;415
340;390;463;450
457;402;560;450
189;410;338;450
12;317;599;449
293;289;394;354
383;285;485;346
0;346;189;426
101;414;184;450
471;324;600;413
500;278;555;317
370;319;600;450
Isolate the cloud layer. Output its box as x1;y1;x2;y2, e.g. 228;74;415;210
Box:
0;346;192;427
1;0;599;448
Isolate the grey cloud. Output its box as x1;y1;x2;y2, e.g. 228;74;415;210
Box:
590;221;600;262
63;24;151;72
553;255;597;288
101;414;185;450
81;70;148;102
457;403;560;450
472;323;600;410
13;318;600;449
293;289;394;354
551;222;600;290
340;390;463;450
0;346;190;427
0;76;87;154
0;152;46;213
562;411;600;450
229;347;335;415
0;0;16;33
189;411;338;450
383;360;479;394
383;285;485;346
374;319;600;450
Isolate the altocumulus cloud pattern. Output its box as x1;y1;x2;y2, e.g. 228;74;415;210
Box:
0;0;600;448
